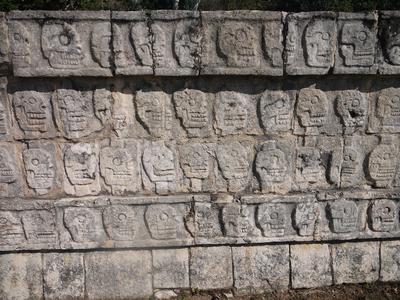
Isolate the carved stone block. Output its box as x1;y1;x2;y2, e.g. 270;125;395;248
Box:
0;143;23;197
0;13;9;74
8;11;112;77
294;201;320;236
232;245;289;293
21;210;57;245
294;145;326;189
100;139;140;195
380;241;400;282
112;11;153;75
43;253;85;300
190;246;233;290
153;248;190;288
103;205;139;241
0;78;12;141
63;143;101;196
290;244;332;288
285;12;336;75
222;203;259;238
328;199;360;233
201;11;284;75
189;202;222;239
334;12;378;74
0;211;25;246
368;88;400;133
257;203;290;237
85;251;153;299
378;12;400;74
331;242;379;284
369;199;398;232
151;11;201;76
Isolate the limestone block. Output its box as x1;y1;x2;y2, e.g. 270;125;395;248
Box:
232;245;289;293
201;11;284;75
368;199;399;232
21;209;58;246
290;244;332;288
221;203;260;238
8;11;112;77
257;202;294;238
190;246;233;290
151;11;201;76
368;88;400;134
43;253;85;300
0;253;43;300
0;78;12;141
378;11;400;74
331;242;379;284
187;202;223;239
153;248;190;288
62;143;101;196
0;210;26;248
85;250;153;299
173;88;213;138
112;11;153;75
380;240;400;281
0;142;24;197
285;12;336;75
334;12;378;74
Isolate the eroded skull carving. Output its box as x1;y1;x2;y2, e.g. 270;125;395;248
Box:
297;88;328;132
0;148;17;183
341;146;361;188
180;143;209;179
174;20;201;68
64;144;98;186
23;148;55;194
257;203;287;237
215;91;248;135
255;141;288;192
377;88;400;129
193;203;221;238
136;91;172;138
42;22;84;69
103;205;137;241
217;142;249;180
368;141;397;188
383;22;400;65
13;91;53;134
294;202;320;236
0;100;6;135
218;22;258;67
0;211;24;245
112;91;134;136
145;205;180;240
93;88;112;124
174;89;209;137
263;22;283;68
9;22;31;67
296;147;324;184
21;210;56;243
259;90;291;132
370;200;397;232
340;22;375;67
285;21;297;66
64;207;105;243
130;22;153;66
305;19;335;68
152;24;167;67
90;22;112;68
328;200;358;233
336;90;367;133
222;203;252;238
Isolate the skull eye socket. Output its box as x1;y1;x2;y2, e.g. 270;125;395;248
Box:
275;99;285;109
383;152;391;160
159;212;169;221
270;212;278;219
311;96;319;105
28;97;38;105
322;32;330;40
352;99;360;107
235;29;247;42
14;33;22;42
391;97;400;105
117;213;127;221
357;31;367;41
308;213;316;220
31;158;39;166
0;217;7;225
112;157;122;166
59;33;71;46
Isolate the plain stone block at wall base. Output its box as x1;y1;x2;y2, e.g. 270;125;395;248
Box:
85;250;153;299
232;245;290;294
380;241;400;282
190;246;233;290
290;244;333;288
331;242;380;284
0;253;43;300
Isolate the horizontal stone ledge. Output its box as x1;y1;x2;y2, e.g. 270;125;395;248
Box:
1;194;400;251
1;10;400;76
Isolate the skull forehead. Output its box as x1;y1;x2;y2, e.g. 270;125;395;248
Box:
306;19;334;36
298;88;328;108
330;200;357;214
378;88;400;106
341;22;372;41
372;200;396;215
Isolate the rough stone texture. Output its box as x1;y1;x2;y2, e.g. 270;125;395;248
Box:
43;252;85;300
380;241;400;282
331;242;380;284
190;246;233;290
85;250;153;299
290;244;333;288
0;253;43;300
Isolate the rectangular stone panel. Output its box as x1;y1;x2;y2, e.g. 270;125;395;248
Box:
378;11;400;74
8;11;112;77
380;240;400;282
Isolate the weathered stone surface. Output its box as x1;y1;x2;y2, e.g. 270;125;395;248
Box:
85;250;153;299
153;248;190;288
378;11;400;74
331;242;379;284
232;245;289;293
0;253;43;300
380;240;400;282
43;253;85;300
190;246;233;290
290;244;332;288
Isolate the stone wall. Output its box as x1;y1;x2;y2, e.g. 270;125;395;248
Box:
1;9;400;299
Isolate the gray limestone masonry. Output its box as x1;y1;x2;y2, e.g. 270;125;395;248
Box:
2;9;400;300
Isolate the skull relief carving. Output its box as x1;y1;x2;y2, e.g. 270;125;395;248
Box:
64;144;98;186
145;205;180;240
377;88;400;130
304;19;335;68
130;22;153;67
294;202;320;236
336;90;367;133
180;143;209;179
328;200;358;233
368;141;397;188
340;146;361;188
257;203;287;237
0;211;24;245
370;200;397;232
42;22;84;69
340;22;375;67
0;100;6;135
103;205;137;241
263;22;283;68
297;88;328;133
285;21;297;66
0;148;17;183
21;210;56;244
383;22;400;65
222;203;252;238
296;147;324;184
9;22;31;67
174;20;201;68
218;22;258;67
215;91;248;135
152;24;167;67
259;90;291;133
90;22;112;68
193;203;221;238
217;142;249;181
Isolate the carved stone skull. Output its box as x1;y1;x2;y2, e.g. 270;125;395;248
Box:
296;147;324;183
21;210;56;243
103;205;137;241
370;200;397;232
377;88;400;128
23;148;55;191
336;90;367;131
0;148;17;183
294;202;320;236
194;203;221;238
217;142;249;180
285;21;297;66
341;146;359;187
130;22;153;67
258;203;286;237
259;90;291;132
90;23;112;68
383;22;400;65
152;24;167;67
216;91;248;135
297;88;328;129
328;200;358;233
305;19;335;68
42;22;84;69
9;22;31;67
180;144;209;179
0;211;24;244
145;205;179;240
0;100;6;135
368;142;397;188
256;141;288;186
64;144;98;186
174;21;201;68
100;147;135;187
222;203;251;238
143;143;176;183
